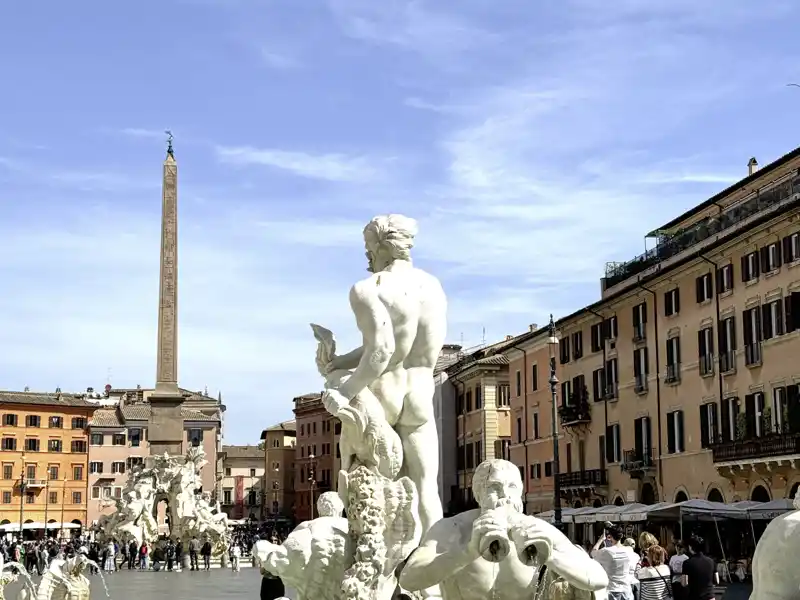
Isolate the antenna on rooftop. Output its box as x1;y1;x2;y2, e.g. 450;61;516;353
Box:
481;327;486;345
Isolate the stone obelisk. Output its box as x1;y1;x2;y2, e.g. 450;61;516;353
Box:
148;132;185;457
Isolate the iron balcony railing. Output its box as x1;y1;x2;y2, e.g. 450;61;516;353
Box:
558;400;591;426
665;363;680;383
621;448;656;473
557;469;607;488
720;350;736;374
711;432;800;463
745;342;763;367
604;175;800;290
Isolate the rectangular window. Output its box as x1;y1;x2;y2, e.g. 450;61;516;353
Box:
1;438;17;451
664;288;680;317
544;461;553;477
129;429;141;447
2;491;11;504
604;359;619;399
720;397;740;442
49;491;57;505
698;326;715;376
3;465;12;479
741;251;759;282
605;424;621;463
606;315;618;339
667;410;685;453
559;336;571;364
695;273;713;303
592;368;605;402
89;461;103;474
665;336;681;383
743;307;763;366
532;413;539;439
719;316;737;372
761;300;784;340
515;370;521;397
699;403;719;448
531;365;538;391
633;347;649;392
474;386;483;410
516;418;522;443
772;387;788;432
497;384;510;407
716;264;734;294
25;438;40;452
71;440;87;453
761;242;782;273
590;322;604;353
112;433;126;446
26;415;40;428
90;433;104;446
92;486;100;500
48;466;59;480
632;303;647;341
72;491;82;505
561;381;572;406
572;331;583;360
783;232;799;263
188;429;203;447
26;465;36;480
71;417;86;430
48;416;63;429
73;466;83;481
3;414;18;427
25;491;35;504
48;439;62;452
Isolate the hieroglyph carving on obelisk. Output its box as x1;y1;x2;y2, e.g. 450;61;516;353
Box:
156;132;179;395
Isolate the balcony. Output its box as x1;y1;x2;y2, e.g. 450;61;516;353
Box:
14;479;47;489
602;176;800;291
634;374;648;394
745;343;763;367
621;448;656;479
557;468;607;490
558;400;591;428
665;363;680;384
720;350;736;374
633;322;646;342
699;354;714;377
711;432;800;464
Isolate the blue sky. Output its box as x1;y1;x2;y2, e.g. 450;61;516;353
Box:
1;0;798;444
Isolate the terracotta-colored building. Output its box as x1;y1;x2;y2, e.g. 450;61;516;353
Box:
445;337;515;510
220;445;265;520
505;148;800;514
260;420;296;519
292;393;337;521
86;387;223;527
0;391;98;539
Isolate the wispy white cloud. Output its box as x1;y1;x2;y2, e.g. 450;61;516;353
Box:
119;128;167;139
215;145;384;182
259;48;300;70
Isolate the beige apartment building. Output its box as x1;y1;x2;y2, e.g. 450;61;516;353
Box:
260;420;296;518
446;337;515;509
86;388;223;526
220;445;264;520
506;148;800;513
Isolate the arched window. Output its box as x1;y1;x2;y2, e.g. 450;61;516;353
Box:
613;496;624;506
707;488;724;503
674;491;689;503
751;485;770;502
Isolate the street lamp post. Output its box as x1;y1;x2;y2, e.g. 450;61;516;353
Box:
548;315;563;530
43;478;49;540
18;452;26;541
273;463;280;516
308;454;317;520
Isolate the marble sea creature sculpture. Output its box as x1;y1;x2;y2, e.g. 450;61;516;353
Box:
749;506;800;599
400;459;609;600
34;553;92;600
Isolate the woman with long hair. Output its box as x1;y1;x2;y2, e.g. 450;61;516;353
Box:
636;545;672;600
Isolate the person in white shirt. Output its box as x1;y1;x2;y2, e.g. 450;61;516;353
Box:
668;541;688;600
636;545;672;600
230;541;242;573
593;526;633;600
622;538;639;599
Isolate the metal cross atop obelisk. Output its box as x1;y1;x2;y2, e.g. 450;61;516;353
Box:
148;130;185;456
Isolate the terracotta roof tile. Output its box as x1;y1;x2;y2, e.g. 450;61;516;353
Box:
88;404;219;426
0;391;99;409
89;409;123;427
221;445;263;459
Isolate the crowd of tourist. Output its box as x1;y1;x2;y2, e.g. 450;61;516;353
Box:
588;526;717;600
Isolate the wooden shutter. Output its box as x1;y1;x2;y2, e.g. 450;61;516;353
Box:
783;235;794;262
787;385;800;434
745;394;756;438
715;268;724;294
664;290;673;316
700;405;710;448
677;411;685;452
775;241;783;268
720;399;730;443
740;255;748;282
641;302;648;324
666;338;675;366
776;301;785;335
674;288;681;314
675;336;682;365
730;316;738;350
643;347;650;374
743;310;753;346
667;412;676;453
633;350;642;377
600;435;607;469
760;247;770;273
592;369;600;401
787;293;798;333
698;329;707;358
696;276;704;303
762;304;773;339
634;418;643;456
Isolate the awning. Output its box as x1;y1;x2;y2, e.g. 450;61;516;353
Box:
646;499;749;521
534;507;576;524
746;498;794;520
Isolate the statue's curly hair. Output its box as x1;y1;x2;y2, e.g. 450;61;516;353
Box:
363;215;418;261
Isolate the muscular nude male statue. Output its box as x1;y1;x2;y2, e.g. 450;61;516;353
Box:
399;460;609;600
322;214;447;537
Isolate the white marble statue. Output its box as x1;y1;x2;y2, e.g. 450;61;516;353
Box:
253;493;351;600
748;494;800;599
97;446;228;554
319;214;447;537
30;551;94;600
399;460;609;600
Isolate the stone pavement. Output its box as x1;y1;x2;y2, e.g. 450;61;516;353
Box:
4;567;297;599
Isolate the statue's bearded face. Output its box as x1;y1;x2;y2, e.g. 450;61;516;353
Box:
479;472;524;514
364;239;391;274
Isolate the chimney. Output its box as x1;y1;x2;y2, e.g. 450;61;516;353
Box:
87;387;94;394
748;157;758;176
529;323;538;332
506;335;514;341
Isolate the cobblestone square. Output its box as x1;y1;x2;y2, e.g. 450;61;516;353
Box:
4;567;296;600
